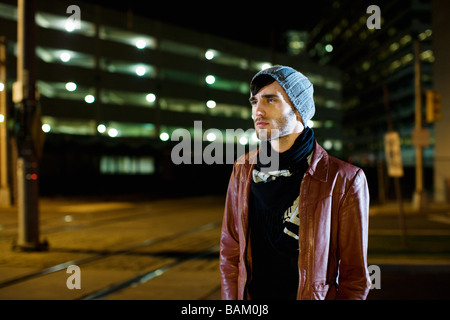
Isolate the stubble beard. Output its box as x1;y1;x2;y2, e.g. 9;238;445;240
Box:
255;109;297;142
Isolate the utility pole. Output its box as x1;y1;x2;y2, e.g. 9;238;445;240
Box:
0;36;12;206
13;0;46;251
383;85;407;247
412;39;427;212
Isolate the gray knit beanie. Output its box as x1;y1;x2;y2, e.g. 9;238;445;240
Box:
251;65;315;125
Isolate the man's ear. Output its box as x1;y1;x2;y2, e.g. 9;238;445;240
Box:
294;108;303;124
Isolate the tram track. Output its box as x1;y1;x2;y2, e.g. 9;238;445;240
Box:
0;221;221;290
79;243;220;300
0;196;225;300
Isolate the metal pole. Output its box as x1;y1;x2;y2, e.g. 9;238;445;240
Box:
413;39;426;212
383;85;407;247
0;36;12;206
14;0;46;251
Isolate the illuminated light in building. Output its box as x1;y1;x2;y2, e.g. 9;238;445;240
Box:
261;63;271;70
97;124;106;133
64;215;73;222
60;52;71;62
65;20;75;32
85;94;95;103
206;132;216;142
205;50;215;60
205;75;215;85
307;120;314;128
389;42;400;52
41;123;51;133
0;82;4;91
325;44;333;53
0;114;4;123
323;140;333;150
135;39;146;49
146;93;156;103
135;66;146;76
206;100;216;109
239;136;248;145
65;82;77;91
108;128;119;137
159;132;169;141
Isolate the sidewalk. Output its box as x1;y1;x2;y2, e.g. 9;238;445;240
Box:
369;200;450;216
1;196;450;300
368;200;450;264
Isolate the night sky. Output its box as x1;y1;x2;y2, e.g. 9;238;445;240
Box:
92;0;330;50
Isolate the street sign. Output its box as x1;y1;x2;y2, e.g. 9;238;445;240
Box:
384;131;404;177
412;128;430;147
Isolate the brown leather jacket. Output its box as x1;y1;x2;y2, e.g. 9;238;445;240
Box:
220;141;371;300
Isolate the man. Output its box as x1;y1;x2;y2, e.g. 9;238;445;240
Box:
219;65;370;300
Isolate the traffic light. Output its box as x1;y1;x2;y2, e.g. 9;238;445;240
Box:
426;89;442;123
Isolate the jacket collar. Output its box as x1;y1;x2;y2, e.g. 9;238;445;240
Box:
306;141;329;182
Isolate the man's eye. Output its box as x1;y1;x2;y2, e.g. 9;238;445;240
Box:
268;98;275;103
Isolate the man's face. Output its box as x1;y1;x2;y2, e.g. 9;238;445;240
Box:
249;81;303;141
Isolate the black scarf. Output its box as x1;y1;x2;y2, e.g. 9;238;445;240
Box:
250;126;314;254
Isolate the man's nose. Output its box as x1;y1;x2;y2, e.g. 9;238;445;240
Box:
254;101;265;116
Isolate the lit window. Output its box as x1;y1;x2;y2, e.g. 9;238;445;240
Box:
389;42;399;52
0;82;4;91
0;114;5;123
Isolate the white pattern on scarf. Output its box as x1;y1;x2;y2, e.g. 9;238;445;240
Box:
252;169;292;183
